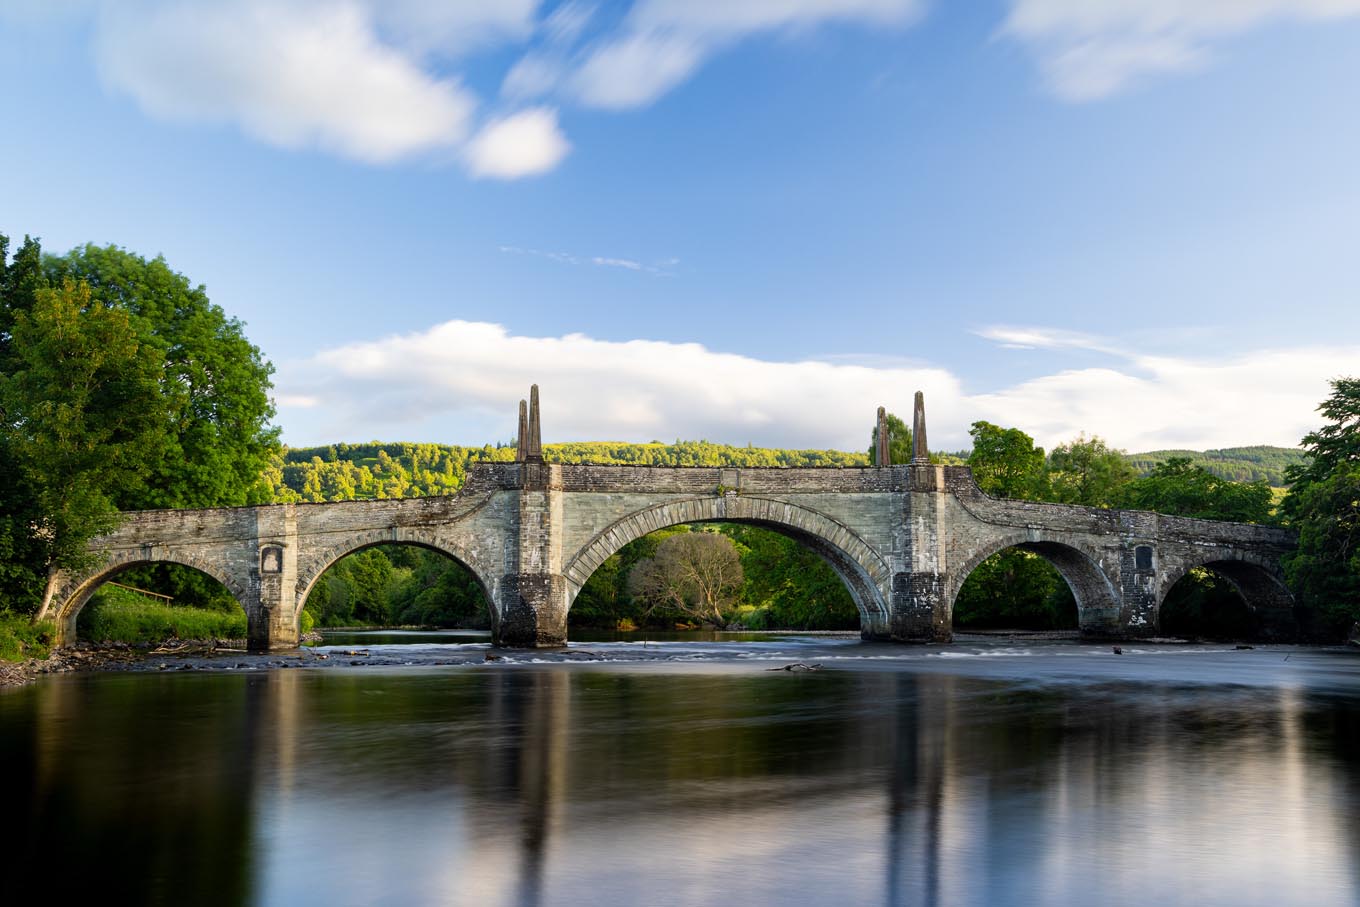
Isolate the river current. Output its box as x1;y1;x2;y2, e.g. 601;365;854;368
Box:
3;633;1359;906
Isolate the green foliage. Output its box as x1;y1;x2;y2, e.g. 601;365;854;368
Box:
1118;457;1272;523
952;550;1077;630
0;612;54;662
302;545;491;628
572;523;857;631
967;421;1048;500
721;524;859;629
1047;434;1135;507
1125;446;1306;487
868;412;912;466
1280;378;1360;637
46;244;280;509
77;586;247;644
1;274;167;616
268;440;872;503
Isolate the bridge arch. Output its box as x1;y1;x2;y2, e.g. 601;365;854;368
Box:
1157;552;1297;640
52;550;251;645
947;533;1122;633
295;529;499;624
563;495;893;635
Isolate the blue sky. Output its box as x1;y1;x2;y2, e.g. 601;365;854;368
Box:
2;0;1358;453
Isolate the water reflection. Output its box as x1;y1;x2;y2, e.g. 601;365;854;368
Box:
2;649;1359;906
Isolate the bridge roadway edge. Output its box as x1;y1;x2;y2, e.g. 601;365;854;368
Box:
50;462;1299;650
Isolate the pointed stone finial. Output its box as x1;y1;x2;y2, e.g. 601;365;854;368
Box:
516;399;529;462
875;406;890;467
912;391;929;464
526;384;543;463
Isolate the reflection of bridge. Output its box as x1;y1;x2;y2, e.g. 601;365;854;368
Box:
51;389;1296;651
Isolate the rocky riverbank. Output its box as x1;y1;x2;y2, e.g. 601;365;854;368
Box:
0;639;252;688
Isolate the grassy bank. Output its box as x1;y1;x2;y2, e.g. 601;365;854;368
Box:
79;586;247;644
0;612;54;662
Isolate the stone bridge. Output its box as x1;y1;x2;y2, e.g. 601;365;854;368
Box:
50;389;1297;651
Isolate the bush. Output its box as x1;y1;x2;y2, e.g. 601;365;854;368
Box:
0;612;54;662
78;587;246;643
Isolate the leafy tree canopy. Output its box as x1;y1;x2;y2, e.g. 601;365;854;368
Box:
1047;434;1135;507
1;277;166;617
967;421;1048;500
1280;377;1360;636
1118;457;1272;523
46;244;279;508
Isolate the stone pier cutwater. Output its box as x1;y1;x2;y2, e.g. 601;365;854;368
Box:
49;386;1297;651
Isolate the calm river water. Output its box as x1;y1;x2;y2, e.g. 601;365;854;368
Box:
3;634;1359;907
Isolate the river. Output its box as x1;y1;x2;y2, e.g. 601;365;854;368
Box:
3;633;1359;906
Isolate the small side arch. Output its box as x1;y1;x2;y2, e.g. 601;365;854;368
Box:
52;550;251;646
563;495;894;634
1158;552;1297;640
948;533;1122;634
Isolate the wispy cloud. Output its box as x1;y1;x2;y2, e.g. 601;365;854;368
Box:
974;325;1120;355
275;319;1353;452
1002;0;1360;100
500;245;677;276
511;0;927;110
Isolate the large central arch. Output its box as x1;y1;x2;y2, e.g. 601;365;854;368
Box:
563;495;893;637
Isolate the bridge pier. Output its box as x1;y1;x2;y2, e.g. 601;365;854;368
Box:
497;397;569;648
248;504;300;653
496;574;569;647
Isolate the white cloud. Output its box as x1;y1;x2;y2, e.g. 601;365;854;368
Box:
500;245;677;275
568;30;706;109
276;320;964;449
95;0;476;163
1003;0;1360;100
274;319;1354;452
464;107;570;178
974;325;1118;354
545;0;924;109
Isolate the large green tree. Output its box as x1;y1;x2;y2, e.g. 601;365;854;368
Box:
1047;434;1135;507
46;244;279;509
1280;378;1360;638
1118;457;1272;523
967;421;1048;500
1;279;166;618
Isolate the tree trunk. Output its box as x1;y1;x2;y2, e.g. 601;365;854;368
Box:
33;566;60;623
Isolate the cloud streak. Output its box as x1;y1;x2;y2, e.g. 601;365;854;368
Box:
1003;0;1360;100
275;319;1353;453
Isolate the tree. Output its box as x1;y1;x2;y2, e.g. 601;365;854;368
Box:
1280;378;1360;638
1118;457;1271;523
1;279;166;618
868;412;912;466
46;244;279;509
967;421;1048;500
627;531;744;626
1047;434;1135;507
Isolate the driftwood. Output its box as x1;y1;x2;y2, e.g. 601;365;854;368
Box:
766;662;822;672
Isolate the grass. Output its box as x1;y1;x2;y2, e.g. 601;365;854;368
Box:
0;612;54;662
79;586;247;644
